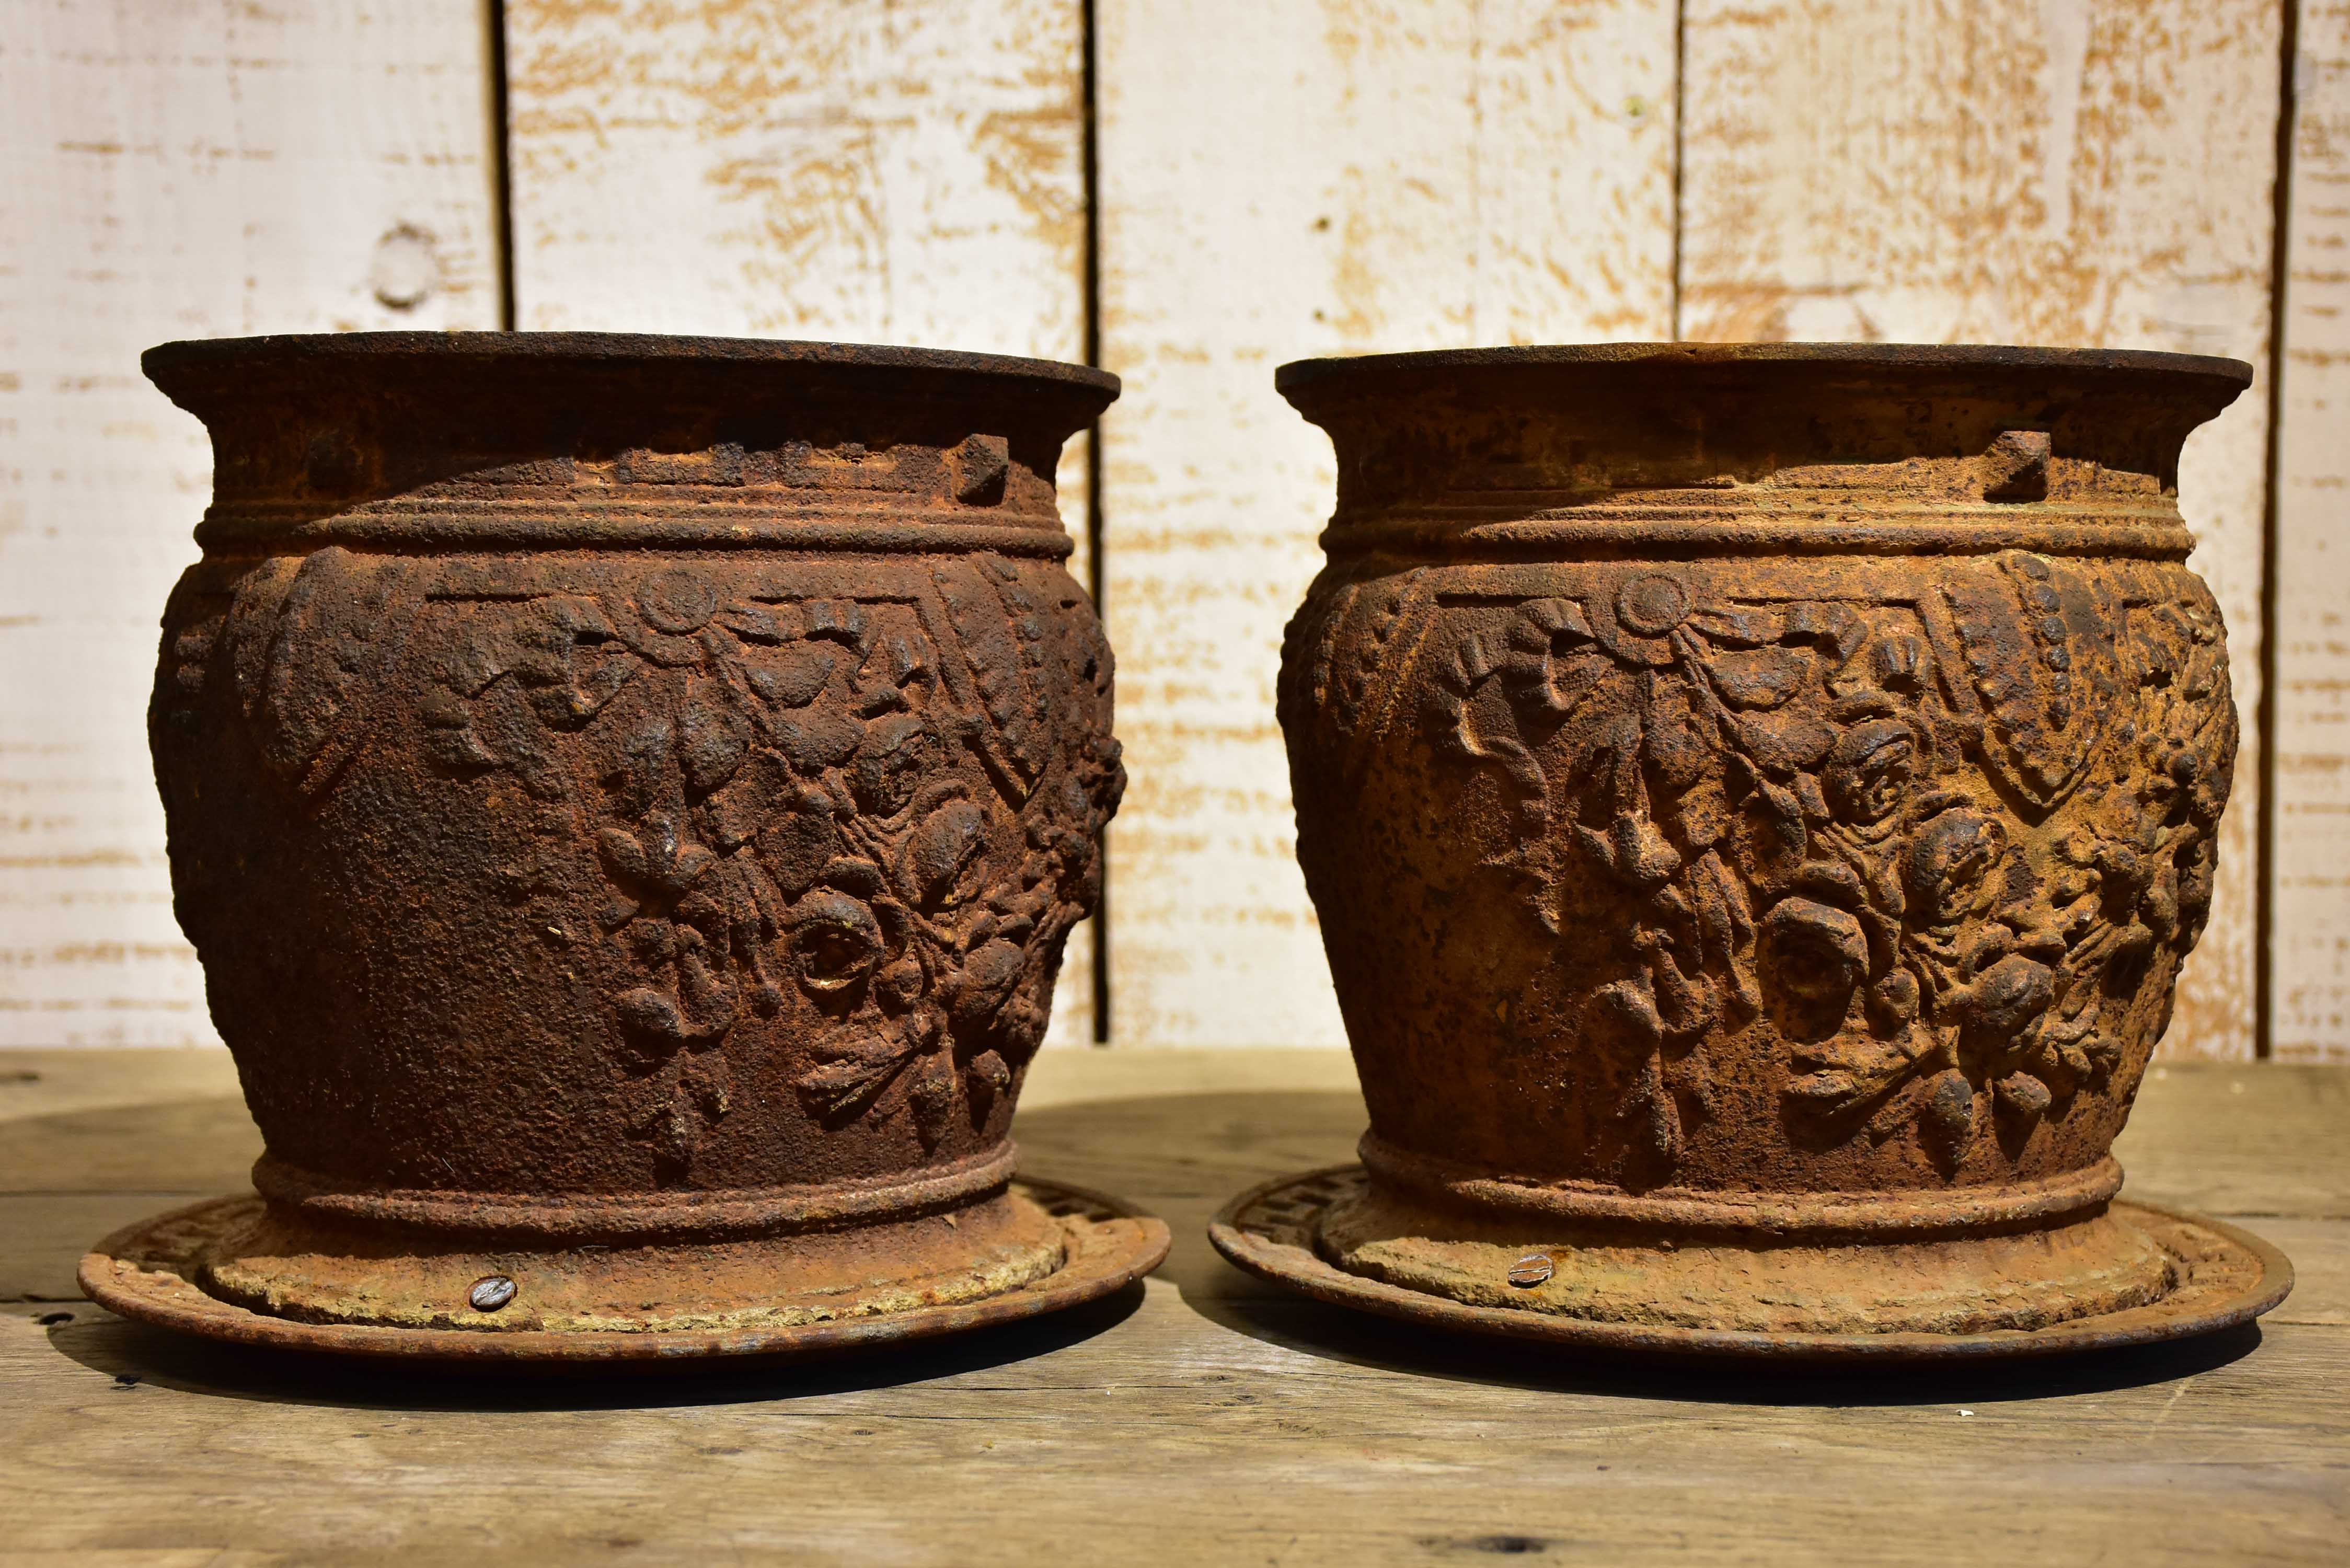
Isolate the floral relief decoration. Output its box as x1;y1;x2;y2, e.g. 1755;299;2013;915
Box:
404;558;1119;1173
1422;553;2234;1174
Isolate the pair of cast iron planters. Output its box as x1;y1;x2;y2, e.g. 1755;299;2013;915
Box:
83;335;2290;1364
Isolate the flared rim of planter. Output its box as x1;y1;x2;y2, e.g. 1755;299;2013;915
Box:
143;329;1118;529
146;330;1121;394
1274;340;2253;403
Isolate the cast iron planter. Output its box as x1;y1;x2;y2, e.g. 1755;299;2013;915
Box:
83;333;1165;1361
1214;344;2290;1355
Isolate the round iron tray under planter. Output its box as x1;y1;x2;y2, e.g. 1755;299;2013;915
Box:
85;1177;1167;1365
1210;1166;2288;1361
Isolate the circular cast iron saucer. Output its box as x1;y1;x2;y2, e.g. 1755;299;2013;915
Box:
82;1178;1168;1366
1209;1166;2293;1362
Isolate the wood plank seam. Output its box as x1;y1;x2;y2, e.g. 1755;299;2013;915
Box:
2257;0;2301;1064
2270;0;2350;1064
1081;0;1111;1043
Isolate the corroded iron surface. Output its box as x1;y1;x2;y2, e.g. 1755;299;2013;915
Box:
83;1179;1169;1363
1269;343;2283;1339
129;333;1138;1345
1209;1168;2291;1361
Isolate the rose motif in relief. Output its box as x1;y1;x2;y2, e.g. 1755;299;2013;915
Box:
418;561;1115;1172
1423;555;2233;1174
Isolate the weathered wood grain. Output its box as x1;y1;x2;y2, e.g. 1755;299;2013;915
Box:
504;0;1088;354
1;1194;213;1303
1;1297;2344;1568
1094;0;1678;1044
0;0;501;1047
2273;0;2350;1063
2;1049;2345;1568
1678;0;2285;1060
1;1555;284;1568
0;1098;259;1198
2257;1217;2350;1325
0;1047;237;1122
2114;1063;2350;1217
503;0;1101;1045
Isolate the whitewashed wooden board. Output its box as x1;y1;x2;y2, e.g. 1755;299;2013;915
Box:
2273;0;2350;1063
1676;0;2285;1060
4;0;2336;1063
502;0;1100;1042
1094;0;1679;1045
504;0;1088;353
0;0;500;1046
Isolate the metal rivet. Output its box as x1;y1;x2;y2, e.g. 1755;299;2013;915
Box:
1507;1253;1554;1288
468;1274;517;1312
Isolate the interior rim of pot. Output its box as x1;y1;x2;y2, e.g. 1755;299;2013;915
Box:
1274;340;2254;402
144;329;1120;396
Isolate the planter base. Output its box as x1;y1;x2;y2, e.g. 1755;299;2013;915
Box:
80;1179;1168;1365
1210;1166;2291;1361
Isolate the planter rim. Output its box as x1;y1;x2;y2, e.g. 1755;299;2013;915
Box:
1275;340;2253;402
145;332;1116;533
146;330;1120;394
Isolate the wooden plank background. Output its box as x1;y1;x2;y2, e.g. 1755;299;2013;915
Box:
2275;0;2350;1063
0;0;501;1045
1094;0;1678;1046
0;0;2341;1062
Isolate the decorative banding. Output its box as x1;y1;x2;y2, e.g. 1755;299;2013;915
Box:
194;513;1075;558
1323;515;2196;561
1358;1133;2125;1238
251;1141;1021;1241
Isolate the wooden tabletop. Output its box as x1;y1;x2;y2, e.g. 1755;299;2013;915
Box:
2;1048;2344;1566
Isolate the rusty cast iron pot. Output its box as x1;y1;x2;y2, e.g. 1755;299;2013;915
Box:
1272;343;2253;1337
121;333;1129;1339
